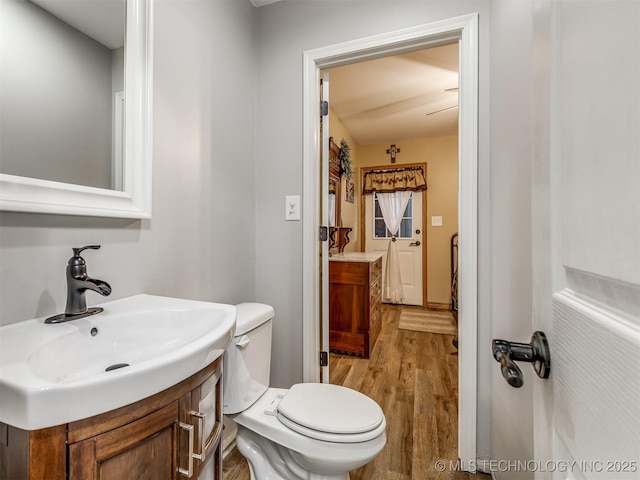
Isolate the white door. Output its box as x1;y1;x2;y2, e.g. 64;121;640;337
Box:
365;190;424;305
496;2;640;478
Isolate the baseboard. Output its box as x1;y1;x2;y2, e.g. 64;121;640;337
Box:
222;440;237;459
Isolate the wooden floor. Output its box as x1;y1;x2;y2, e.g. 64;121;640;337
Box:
222;305;489;480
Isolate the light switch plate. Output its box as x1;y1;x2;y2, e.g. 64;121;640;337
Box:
431;216;443;227
285;195;301;221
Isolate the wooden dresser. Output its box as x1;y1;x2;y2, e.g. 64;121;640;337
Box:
329;253;383;358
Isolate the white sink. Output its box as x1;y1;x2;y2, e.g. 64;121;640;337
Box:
0;294;236;430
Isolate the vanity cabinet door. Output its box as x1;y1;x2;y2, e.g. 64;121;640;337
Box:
178;361;223;480
68;402;179;480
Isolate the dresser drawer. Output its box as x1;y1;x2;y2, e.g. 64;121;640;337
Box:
370;282;381;305
329;261;368;285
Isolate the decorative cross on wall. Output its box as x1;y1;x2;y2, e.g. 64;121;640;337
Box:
386;144;401;163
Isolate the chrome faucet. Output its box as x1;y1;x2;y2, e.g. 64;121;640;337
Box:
45;245;112;324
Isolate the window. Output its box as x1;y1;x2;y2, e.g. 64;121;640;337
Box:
373;192;413;239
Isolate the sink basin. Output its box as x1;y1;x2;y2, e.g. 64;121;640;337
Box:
0;294;236;430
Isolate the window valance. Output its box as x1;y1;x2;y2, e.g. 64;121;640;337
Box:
362;166;427;194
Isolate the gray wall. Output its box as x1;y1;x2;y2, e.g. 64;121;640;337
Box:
0;1;257;326
112;47;125;94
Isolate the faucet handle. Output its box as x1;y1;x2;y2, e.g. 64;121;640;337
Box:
69;245;101;266
72;245;101;256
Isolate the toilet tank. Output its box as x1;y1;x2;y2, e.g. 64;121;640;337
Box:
223;303;274;414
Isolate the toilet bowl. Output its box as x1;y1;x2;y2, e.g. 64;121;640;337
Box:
223;303;386;480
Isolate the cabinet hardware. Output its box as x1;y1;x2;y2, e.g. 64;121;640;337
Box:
178;422;195;478
191;411;207;462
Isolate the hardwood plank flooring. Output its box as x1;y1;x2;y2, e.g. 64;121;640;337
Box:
222;304;489;480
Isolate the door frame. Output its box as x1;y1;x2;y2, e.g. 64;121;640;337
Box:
360;164;429;307
301;13;479;467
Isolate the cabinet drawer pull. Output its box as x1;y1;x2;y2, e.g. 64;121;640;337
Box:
179;412;208;477
178;422;195;478
191;411;207;461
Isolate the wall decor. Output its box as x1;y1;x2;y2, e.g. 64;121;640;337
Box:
339;138;353;180
386;144;401;163
346;180;354;203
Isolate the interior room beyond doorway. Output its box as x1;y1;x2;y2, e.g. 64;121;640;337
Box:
323;42;460;310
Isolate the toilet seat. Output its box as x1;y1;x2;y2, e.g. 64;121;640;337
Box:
275;383;385;443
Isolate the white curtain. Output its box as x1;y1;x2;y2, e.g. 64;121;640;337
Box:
377;191;411;303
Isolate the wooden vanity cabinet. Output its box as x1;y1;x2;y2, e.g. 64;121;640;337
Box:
1;358;223;480
69;402;179;480
329;256;382;358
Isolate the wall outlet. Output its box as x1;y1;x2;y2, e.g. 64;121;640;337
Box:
431;216;443;227
285;195;301;221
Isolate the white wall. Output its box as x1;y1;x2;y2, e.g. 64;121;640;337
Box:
254;0;496;462
0;1;257;326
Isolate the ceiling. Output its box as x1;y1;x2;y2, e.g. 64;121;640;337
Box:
30;0;125;49
324;43;459;145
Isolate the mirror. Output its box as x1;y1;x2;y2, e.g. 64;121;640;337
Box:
328;179;337;227
327;137;353;253
0;0;153;218
1;0;125;190
328;137;341;227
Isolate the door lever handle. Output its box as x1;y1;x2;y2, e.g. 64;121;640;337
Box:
409;241;421;247
492;331;550;388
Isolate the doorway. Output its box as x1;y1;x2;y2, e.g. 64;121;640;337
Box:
323;46;461;479
302;14;479;468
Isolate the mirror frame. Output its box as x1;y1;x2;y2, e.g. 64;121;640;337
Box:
0;0;153;218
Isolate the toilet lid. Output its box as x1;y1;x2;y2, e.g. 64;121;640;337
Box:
276;383;385;443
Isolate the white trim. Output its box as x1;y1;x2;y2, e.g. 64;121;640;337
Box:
456;12;479;469
320;73;330;382
302;52;321;381
302;13;479;470
0;0;153;219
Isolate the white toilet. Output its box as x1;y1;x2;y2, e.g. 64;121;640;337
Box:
223;303;387;480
